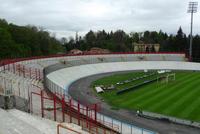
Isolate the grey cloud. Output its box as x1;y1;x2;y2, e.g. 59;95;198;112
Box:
0;0;199;38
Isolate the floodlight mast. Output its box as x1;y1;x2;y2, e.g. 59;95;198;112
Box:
187;2;198;61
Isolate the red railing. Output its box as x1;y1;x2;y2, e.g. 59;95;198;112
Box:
30;89;120;134
57;124;81;134
1;63;43;81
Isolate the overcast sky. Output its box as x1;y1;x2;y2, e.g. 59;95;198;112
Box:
0;0;199;38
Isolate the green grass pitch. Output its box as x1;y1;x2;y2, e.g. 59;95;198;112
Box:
92;71;200;122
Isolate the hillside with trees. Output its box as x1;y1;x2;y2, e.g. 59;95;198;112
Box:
0;19;64;59
1;18;200;61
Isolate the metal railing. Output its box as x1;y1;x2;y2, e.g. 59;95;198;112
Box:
45;78;155;134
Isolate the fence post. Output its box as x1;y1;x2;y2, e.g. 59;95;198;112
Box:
69;99;72;123
131;126;132;134
104;129;106;134
54;94;57;121
38;69;41;80
89;120;91;133
30;92;33;113
29;68;31;79
19;64;21;76
13;64;15;74
112;119;113;130
23;65;25;78
8;64;10;71
57;125;60;134
28;86;30;113
86;106;89;128
35;68;37;80
78;102;80;125
18;82;21;96
121;122;122;134
96;127;98;134
62;97;65;122
41;90;44;118
3;63;5;72
103;115;104;125
94;104;97;122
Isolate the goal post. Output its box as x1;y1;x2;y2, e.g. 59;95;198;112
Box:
166;73;176;83
157;73;176;84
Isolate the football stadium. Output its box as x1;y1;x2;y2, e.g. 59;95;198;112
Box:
1;1;200;134
1;53;200;134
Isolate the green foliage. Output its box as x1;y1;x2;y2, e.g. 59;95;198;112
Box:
193;35;200;62
65;27;200;61
0;19;64;59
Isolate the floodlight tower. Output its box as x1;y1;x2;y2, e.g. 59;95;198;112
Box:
188;2;198;61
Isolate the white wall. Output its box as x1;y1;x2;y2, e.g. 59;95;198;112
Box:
47;61;200;91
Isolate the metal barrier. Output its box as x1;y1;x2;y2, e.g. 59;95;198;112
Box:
1;63;43;81
0;76;13;96
142;111;200;129
30;88;120;134
0;63;42;97
57;123;82;134
45;78;155;134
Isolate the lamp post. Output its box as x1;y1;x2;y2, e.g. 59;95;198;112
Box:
187;2;198;61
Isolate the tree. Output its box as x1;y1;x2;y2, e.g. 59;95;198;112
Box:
174;27;187;52
85;30;96;49
142;31;150;43
130;32;139;43
0;18;64;59
192;35;200;61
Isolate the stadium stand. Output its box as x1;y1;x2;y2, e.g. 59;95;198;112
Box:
18;53;186;67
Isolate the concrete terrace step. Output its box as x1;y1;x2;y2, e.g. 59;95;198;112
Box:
7;109;89;134
8;109;57;134
0;108;49;134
